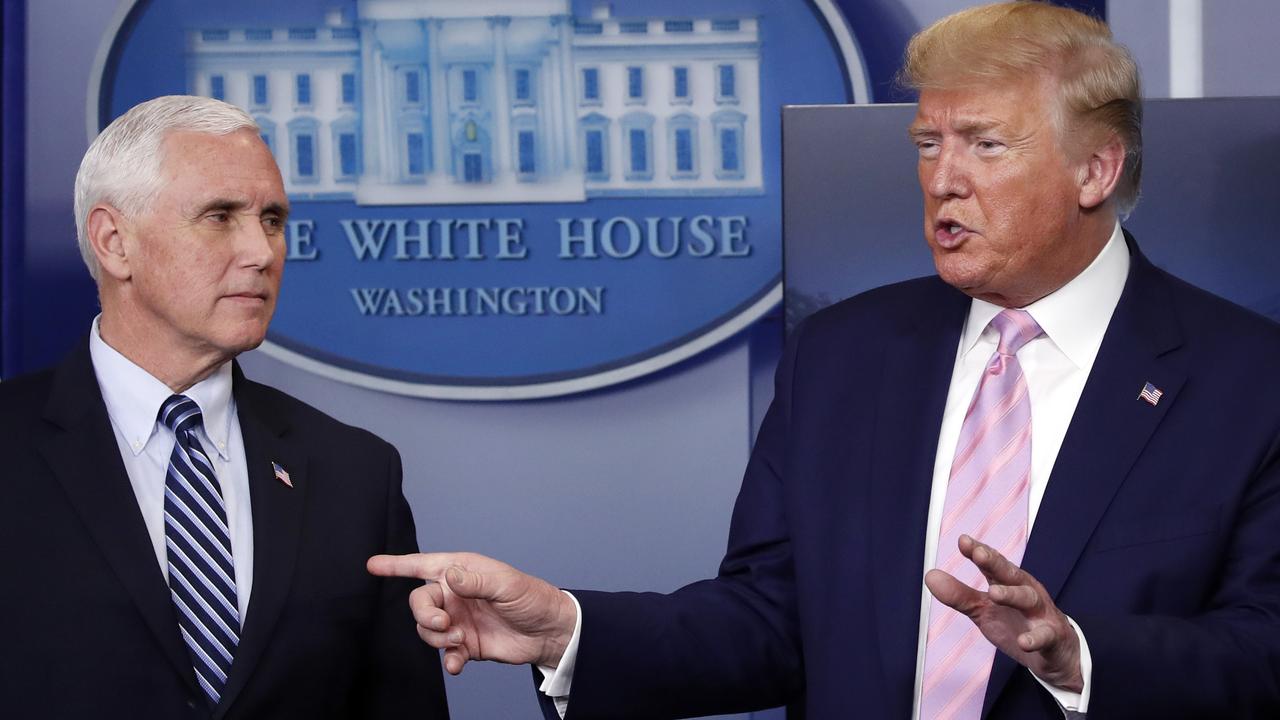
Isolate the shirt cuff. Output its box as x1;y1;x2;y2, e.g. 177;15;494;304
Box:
536;590;582;715
1031;614;1092;716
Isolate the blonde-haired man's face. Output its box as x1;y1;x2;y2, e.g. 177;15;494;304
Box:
908;75;1103;307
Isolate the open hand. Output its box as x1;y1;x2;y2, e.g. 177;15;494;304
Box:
925;534;1083;692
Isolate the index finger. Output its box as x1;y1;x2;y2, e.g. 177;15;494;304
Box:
960;535;1024;586
367;552;467;581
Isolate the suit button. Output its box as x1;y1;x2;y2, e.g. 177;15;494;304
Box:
187;699;199;710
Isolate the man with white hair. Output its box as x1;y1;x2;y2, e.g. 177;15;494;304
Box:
0;95;449;719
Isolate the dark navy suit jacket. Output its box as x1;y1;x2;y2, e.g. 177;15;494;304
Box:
547;237;1280;719
0;342;449;719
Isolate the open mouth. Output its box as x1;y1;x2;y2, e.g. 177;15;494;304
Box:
934;219;973;249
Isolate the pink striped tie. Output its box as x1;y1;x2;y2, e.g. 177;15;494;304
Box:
920;309;1042;720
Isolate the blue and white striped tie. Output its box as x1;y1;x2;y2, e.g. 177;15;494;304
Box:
159;395;239;706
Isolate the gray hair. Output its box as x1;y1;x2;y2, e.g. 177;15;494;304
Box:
74;95;260;280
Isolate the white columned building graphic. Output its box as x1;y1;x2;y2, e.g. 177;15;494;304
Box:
187;1;763;205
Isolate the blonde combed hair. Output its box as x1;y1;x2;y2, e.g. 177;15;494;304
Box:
901;1;1142;215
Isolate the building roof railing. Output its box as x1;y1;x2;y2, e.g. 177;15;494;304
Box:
572;17;757;41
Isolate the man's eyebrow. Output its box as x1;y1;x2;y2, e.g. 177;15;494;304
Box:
190;198;290;220
908;119;1003;140
263;201;290;220
951;118;1002;135
192;197;249;216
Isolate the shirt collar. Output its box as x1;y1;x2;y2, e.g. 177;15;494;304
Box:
88;316;235;459
959;222;1130;369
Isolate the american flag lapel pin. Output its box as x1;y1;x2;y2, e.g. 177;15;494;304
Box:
272;461;294;488
1138;382;1163;407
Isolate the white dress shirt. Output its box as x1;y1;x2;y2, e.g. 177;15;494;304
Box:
89;318;255;622
543;224;1130;718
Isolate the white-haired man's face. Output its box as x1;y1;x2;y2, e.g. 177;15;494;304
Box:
115;128;288;368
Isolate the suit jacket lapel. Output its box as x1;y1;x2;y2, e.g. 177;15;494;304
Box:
868;281;970;717
37;340;199;692
215;365;308;719
982;239;1188;713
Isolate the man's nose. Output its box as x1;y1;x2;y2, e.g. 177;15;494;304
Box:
238;219;279;270
926;146;971;199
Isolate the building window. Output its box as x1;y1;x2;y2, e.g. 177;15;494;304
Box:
404;70;421;105
676;130;694;172
256;117;276;155
581;67;600;104
209;75;225;101
712;19;741;32
406;132;426;177
288;118;320;184
717;65;738;102
246;28;272;42
630;129;647;174
580;113;610;181
517;130;536;177
295;74;312;106
668;115;699;179
452;118;489;183
586;130;605;176
574;21;603;35
664;20;694;33
339;134;357;177
332;119;359;182
720;128;739;173
622;113;654;181
252;75;269;107
620;21;648;34
712;110;747;180
513;68;532;104
672;66;690;103
463;153;483;183
288;27;317;41
627;67;644;102
332;27;359;40
341;73;357;106
201;29;229;42
296;135;315;177
463;69;478;103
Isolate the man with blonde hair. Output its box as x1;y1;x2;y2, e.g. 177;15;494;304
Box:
371;3;1280;718
0;95;449;718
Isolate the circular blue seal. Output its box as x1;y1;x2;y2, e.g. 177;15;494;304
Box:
93;0;867;399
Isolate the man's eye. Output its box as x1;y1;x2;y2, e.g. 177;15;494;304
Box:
916;140;940;157
207;212;230;223
976;139;1003;152
262;216;284;233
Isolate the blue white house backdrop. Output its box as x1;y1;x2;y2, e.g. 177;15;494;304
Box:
89;0;859;398
187;1;763;206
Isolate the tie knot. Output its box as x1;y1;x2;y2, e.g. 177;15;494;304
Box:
159;394;204;434
989;309;1043;356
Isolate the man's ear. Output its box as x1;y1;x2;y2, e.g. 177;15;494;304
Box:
86;204;132;281
1078;135;1125;210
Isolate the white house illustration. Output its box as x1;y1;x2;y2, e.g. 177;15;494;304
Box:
187;1;763;205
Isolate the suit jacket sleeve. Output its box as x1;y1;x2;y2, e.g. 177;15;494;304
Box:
555;322;811;720
355;443;451;717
